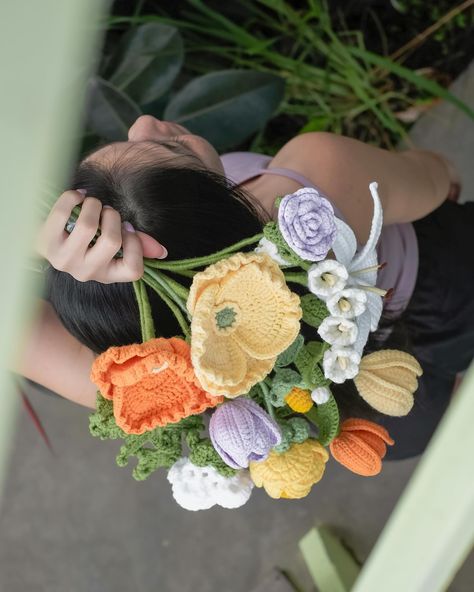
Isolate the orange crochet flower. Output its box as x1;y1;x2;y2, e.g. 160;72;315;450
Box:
90;337;223;435
329;418;394;476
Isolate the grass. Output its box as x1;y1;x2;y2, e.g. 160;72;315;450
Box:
104;0;474;152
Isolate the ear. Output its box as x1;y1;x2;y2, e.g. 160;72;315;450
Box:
135;230;167;259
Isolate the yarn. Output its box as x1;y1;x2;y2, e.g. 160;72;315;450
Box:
354;350;423;416
187;252;302;397
329;418;394;476
249;439;329;499
90;337;222;434
300;293;330;328
285;387;314;413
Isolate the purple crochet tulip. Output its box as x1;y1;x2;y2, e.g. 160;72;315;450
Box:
278;187;337;261
209;398;282;469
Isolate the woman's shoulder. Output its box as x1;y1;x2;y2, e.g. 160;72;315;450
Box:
267;133;376;243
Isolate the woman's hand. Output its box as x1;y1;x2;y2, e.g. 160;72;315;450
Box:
36;190;167;283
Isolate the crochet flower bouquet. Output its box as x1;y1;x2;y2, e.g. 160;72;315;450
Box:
86;182;422;511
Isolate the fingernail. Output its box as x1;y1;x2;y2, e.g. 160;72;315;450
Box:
156;246;168;259
103;205;113;210
77;188;87;195
123;221;135;233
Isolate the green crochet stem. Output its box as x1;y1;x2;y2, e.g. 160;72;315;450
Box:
284;272;309;287
259;381;276;421
144;267;189;315
132;280;155;342
143;232;264;271
142;273;191;340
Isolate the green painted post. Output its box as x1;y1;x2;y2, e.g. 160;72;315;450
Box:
0;1;107;501
351;364;474;591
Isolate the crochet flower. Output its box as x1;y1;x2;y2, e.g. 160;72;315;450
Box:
187;252;302;397
331;182;385;337
326;288;367;319
254;237;291;266
167;457;254;511
278;187;337;261
322;346;361;383
209;398;281;469
285;387;314;413
90;337;222;435
329;419;394;476
249;440;329;499
311;386;331;405
318;316;358;347
354;350;423;416
307;260;348;300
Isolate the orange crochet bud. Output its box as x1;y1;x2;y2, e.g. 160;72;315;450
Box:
90;337;223;435
285;387;313;413
329;418;394;476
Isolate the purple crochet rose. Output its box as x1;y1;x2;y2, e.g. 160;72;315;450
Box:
278;187;336;261
209;398;281;469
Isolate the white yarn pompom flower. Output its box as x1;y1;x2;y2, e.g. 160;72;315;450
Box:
326;288;367;319
318;316;358;347
307;260;348;300
311;386;331;405
254;237;291;266
167;457;254;511
322;346;361;383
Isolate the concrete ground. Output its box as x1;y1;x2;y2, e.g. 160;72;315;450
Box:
1;61;473;592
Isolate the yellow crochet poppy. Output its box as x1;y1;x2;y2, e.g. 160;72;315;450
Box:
187;252;302;397
249;440;329;499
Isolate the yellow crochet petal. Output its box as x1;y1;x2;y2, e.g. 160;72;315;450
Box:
354;350;422;416
190;283;276;397
249;440;329;499
216;259;301;359
187;252;275;314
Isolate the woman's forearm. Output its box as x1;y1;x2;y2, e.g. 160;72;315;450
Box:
13;299;97;409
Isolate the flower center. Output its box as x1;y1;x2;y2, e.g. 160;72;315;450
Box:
338;298;351;313
322;272;336;286
338;357;348;370
215;306;237;329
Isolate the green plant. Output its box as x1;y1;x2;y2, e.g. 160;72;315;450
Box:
81;21;284;157
105;0;474;151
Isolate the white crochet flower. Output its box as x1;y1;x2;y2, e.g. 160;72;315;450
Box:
326;288;367;319
318;316;358;347
331;182;384;333
311;386;331;405
322;346;361;384
307;260;348;300
167;458;254;511
254;237;291;266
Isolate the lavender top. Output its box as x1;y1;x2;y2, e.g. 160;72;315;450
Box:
220;151;419;316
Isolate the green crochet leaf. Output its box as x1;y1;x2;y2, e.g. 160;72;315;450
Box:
305;393;340;446
288;417;311;443
275;334;305;368
188;438;237;478
273;416;311;453
262;221;306;267
89;392;126;440
269;368;304;407
295;343;331;389
300;294;330;328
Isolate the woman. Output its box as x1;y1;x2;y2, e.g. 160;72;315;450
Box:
19;115;472;460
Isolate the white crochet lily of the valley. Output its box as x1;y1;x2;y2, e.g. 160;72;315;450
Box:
330;182;385;352
167;457;254;511
254;237;291;266
322;346;361;384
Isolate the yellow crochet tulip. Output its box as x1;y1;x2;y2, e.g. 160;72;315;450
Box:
188;252;302;397
249;440;329;499
354;350;423;416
